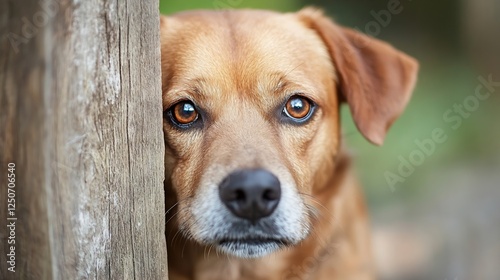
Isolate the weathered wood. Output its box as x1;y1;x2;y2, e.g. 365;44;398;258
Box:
0;0;167;279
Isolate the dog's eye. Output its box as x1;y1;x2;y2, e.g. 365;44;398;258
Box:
283;96;313;120
169;101;199;126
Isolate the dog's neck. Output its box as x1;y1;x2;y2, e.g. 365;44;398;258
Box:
165;153;374;280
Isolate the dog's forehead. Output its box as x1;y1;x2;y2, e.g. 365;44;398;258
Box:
162;10;334;105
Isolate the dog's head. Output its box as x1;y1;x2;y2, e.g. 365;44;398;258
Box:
160;8;418;258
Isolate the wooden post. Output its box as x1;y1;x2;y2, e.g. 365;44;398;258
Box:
0;0;168;279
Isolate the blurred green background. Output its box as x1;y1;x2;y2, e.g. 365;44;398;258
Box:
160;1;500;279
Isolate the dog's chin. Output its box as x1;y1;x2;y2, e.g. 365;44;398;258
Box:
216;238;290;258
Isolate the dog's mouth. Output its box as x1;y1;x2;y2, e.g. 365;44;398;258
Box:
216;237;291;258
219;237;289;246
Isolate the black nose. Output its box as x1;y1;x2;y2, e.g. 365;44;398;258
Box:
219;169;281;223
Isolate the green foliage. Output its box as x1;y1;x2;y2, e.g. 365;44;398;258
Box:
160;0;301;15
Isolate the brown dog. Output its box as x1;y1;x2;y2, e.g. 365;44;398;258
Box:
160;7;418;280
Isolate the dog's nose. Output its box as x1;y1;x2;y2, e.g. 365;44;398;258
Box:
219;169;281;223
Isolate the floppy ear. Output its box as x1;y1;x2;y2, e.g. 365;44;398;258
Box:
297;8;419;145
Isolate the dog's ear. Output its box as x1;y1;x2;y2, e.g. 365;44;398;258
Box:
297;8;419;145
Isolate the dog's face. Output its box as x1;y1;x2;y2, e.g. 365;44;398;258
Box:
161;9;418;258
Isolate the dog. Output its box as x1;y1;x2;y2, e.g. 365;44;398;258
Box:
160;7;418;280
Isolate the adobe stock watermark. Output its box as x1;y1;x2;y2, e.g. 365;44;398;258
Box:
351;0;413;49
6;163;17;273
385;75;499;191
5;0;61;54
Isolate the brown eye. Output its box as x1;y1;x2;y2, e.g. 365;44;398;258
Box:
171;101;198;125
284;96;312;120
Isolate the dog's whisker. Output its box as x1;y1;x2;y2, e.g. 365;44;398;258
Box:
281;62;305;82
170;227;183;246
299;195;342;239
298;192;328;209
207;244;214;259
165;201;180;216
299;193;335;219
166;207;190;239
165;209;181;226
181;234;189;258
171;230;182;247
170;216;191;246
165;196;194;216
299;194;333;220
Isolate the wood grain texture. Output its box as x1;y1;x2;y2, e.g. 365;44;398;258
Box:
0;0;167;279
